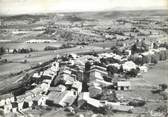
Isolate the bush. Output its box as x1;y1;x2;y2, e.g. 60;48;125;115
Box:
155;105;168;113
125;68;139;77
107;65;119;76
98;105;114;115
160;92;168;100
44;46;58;51
128;100;146;107
0;47;5;55
159;42;168;49
159;84;168;91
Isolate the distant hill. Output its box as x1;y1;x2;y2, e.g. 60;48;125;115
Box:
1;9;168;22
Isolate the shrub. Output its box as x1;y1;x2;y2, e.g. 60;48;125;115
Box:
44;46;58;51
159;84;168;91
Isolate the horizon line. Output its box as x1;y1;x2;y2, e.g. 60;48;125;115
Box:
0;8;168;17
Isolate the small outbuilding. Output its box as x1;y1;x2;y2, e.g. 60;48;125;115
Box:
117;81;131;90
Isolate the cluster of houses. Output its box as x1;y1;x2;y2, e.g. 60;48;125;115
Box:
0;40;168;115
46;66;83;107
0;61;59;114
130;47;168;65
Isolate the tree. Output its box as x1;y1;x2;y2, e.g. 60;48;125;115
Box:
131;44;137;54
118;65;123;73
107;65;118;77
101;90;118;102
85;61;91;72
94;61;106;68
153;42;159;49
0;47;5;55
103;76;112;82
100;58;108;65
159;84;168;91
111;46;122;55
126;68;139;77
60;32;73;41
13;49;17;54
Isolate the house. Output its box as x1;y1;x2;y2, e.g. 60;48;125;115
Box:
141;51;155;64
62;68;72;75
33;95;47;106
107;63;121;70
89;65;108;82
78;92;103;108
17;100;24;111
125;50;132;57
16;92;34;110
0;93;14;106
139;65;148;73
72;81;82;93
99;53;113;58
129;54;144;65
47;90;77;107
63;74;75;85
107;104;134;112
89;70;104;81
31;86;43;96
0;99;5;107
23;98;33;109
1;104;12;114
100;100;120;106
49;85;67;92
54;70;75;86
112;54;123;63
90;65;107;75
32;72;43;79
16;94;26;103
70;67;84;82
11;102;18;113
39;83;50;93
16;94;25;111
77;69;84;82
117;81;131;90
122;61;137;72
157;48;167;61
24;91;35;99
42;68;57;80
42;79;52;85
69;53;78;60
88;78;113;87
50;62;59;72
99;100;134;112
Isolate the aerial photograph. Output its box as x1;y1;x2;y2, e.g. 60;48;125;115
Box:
0;0;168;117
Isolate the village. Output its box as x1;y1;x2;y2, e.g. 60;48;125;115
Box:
0;10;168;117
0;37;168;117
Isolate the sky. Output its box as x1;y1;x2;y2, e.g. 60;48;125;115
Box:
0;0;167;15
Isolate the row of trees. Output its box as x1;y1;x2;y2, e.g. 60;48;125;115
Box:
44;43;76;51
13;48;34;54
0;47;35;55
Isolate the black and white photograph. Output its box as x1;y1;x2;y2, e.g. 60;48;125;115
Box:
0;0;168;117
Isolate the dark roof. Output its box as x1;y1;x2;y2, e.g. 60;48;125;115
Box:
12;102;18;108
